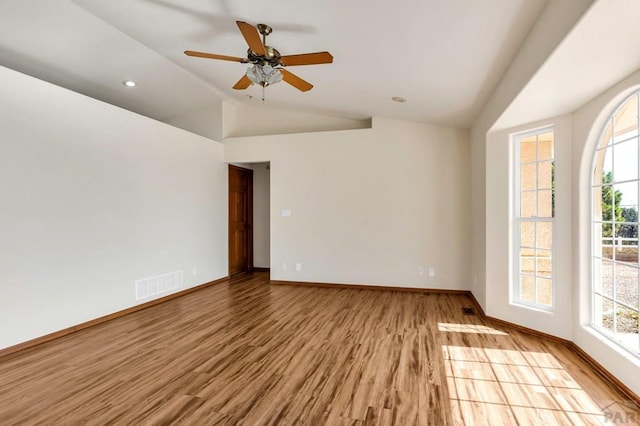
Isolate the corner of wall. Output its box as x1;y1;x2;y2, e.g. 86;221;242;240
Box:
470;126;487;311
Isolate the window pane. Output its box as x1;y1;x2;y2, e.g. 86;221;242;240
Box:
615;263;639;310
617;222;638;238
537;277;552;306
520;248;535;274
615;181;638;220
538;161;553;190
602;147;614;182
613;94;639;143
536;222;552;250
538;133;554;161
613;139;638;182
536;249;552;278
593;187;604;220
596;259;614;299
603;226;615;256
520;163;537;191
538;190;553;217
593;258;612;296
520;221;535;247
593;222;609;258
594;294;615;335
601;185;615;223
520;275;535;303
598;119;613;150
520;136;537;163
521;191;537;217
620;203;639;224
615;225;638;264
615;305;639;351
594;146;613;188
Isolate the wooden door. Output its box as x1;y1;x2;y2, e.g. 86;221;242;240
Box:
229;165;253;276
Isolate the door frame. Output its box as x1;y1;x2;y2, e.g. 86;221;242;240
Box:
228;164;253;276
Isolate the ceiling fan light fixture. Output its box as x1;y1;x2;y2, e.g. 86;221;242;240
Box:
246;64;282;87
185;21;328;94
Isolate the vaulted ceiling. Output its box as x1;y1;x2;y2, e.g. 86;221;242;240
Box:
494;0;640;131
0;0;548;138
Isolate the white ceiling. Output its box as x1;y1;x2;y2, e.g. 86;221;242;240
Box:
0;0;548;135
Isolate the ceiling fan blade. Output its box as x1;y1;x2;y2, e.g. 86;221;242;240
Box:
280;52;333;66
184;50;245;62
280;69;313;92
233;75;252;90
236;21;266;55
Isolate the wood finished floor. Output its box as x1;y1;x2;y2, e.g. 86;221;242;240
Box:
1;272;638;425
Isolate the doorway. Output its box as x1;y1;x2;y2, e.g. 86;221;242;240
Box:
228;165;253;276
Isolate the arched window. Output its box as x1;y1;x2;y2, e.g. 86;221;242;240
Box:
592;90;640;355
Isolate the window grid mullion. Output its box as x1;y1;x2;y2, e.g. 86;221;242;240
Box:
534;134;540;304
600;132;639;149
637;94;640;345
612;116;618;336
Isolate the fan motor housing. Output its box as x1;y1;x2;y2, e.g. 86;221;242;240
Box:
247;46;282;66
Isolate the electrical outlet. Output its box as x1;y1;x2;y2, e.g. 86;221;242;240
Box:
282;262;287;271
429;268;436;277
418;266;424;275
192;267;197;276
296;263;302;272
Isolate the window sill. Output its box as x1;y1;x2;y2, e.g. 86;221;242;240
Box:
585;325;640;361
510;300;555;314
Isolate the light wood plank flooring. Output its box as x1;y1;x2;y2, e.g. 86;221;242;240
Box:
1;272;638;425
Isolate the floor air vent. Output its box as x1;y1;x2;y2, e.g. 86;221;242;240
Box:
462;307;475;315
135;271;183;300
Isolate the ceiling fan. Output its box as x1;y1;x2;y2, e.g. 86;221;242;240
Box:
184;21;333;95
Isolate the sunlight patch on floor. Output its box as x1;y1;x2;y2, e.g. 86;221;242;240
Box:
437;323;508;335
442;345;629;424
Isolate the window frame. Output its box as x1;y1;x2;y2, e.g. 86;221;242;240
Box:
512;126;556;312
590;90;640;357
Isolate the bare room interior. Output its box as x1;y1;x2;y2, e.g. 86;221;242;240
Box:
2;0;640;424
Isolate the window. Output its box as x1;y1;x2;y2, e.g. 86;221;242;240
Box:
592;91;640;355
513;127;554;310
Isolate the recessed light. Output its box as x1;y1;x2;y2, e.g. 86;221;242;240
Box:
392;96;406;103
122;80;137;88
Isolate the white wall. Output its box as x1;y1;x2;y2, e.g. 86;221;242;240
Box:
470;0;593;310
0;65;228;350
485;115;573;340
572;68;640;396
225;117;471;289
166;102;224;142
223;102;372;138
470;128;487;306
